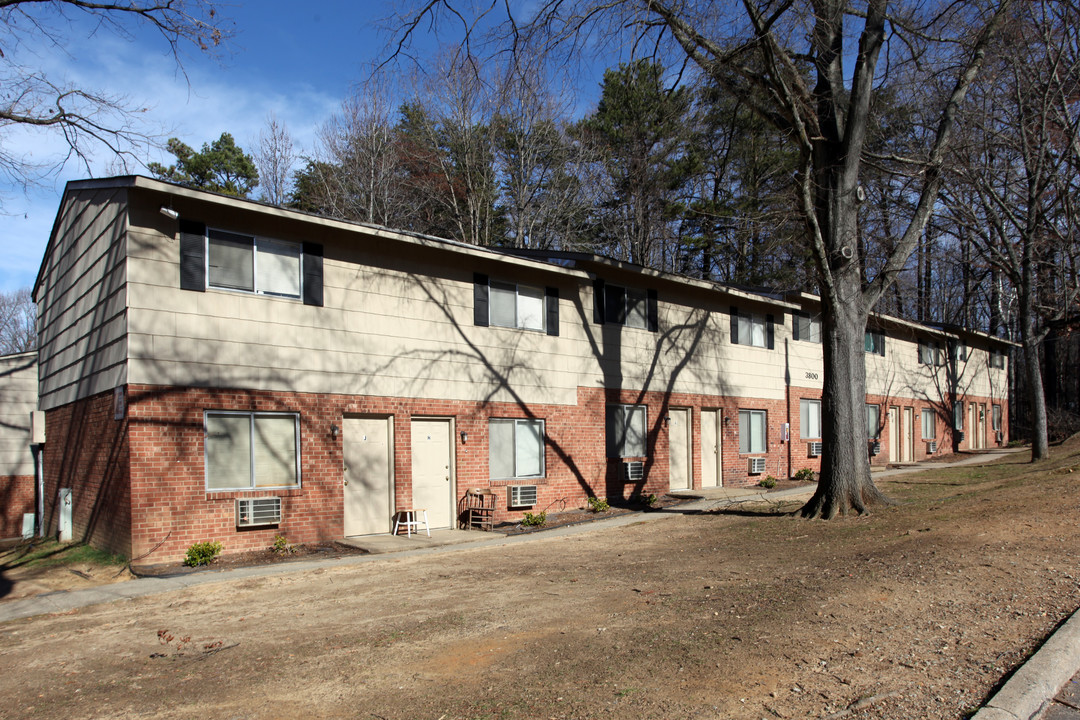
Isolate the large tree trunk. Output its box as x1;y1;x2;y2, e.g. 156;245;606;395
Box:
1019;283;1050;460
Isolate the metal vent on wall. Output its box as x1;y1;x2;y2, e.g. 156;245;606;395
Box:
748;457;767;475
623;461;645;482
508;485;538;508
808;441;822;457
927;440;938;453
236;497;282;527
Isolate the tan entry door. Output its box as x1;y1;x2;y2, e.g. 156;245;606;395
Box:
969;403;978;450
668;408;691;491
902;407;914;463
700;409;722;488
343;416;393;536
888;406;900;462
411;418;454;529
978;404;987;449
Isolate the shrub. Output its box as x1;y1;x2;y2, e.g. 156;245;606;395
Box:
793;468;816;483
521;511;547;527
641;493;658;507
184;541;222;567
587;496;610;513
271;535;295;555
759;476;777;489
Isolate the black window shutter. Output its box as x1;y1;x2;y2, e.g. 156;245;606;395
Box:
918;341;924;364
545;286;559;336
879;334;886;356
792;312;802;341
474;273;489;326
178;219;206;291
730;306;739;344
766;314;775;349
593;278;605;324
302;243;324;307
646;289;658;332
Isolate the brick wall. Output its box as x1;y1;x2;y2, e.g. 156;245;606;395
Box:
44;382;1011;564
43;391;132;556
0;474;34;539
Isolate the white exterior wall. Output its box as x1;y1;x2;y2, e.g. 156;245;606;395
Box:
0;352;38;476
35;187;129;411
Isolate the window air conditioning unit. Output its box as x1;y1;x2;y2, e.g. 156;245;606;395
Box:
236;497;282;528
507;485;538;508
623;461;645;482
808;441;823;457
748;457;767;475
957;431;965;443
869;441;882;456
927;440;938;454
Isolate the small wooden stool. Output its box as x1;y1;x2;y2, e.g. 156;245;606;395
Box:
392;509;430;538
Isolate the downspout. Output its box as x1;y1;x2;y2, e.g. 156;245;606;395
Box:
785;339;792;480
33;443;43;537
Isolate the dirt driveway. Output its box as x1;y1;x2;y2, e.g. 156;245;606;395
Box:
1;444;1079;720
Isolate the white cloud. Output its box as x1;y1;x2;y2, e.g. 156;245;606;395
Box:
0;29;341;293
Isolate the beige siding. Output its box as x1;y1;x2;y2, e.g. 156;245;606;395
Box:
36;188;129;410
0;353;38;476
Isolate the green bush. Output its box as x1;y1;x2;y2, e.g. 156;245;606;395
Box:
587;496;610;513
271;535;295;555
521;511;547;527
759;476;777;489
184;541;223;567
641;493;658;507
793;468;816;483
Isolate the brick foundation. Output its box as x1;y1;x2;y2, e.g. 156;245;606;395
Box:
43;383;1009;564
0;474;35;539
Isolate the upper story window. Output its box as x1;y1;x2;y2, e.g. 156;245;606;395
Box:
490;281;546;331
990;350;1006;369
864;330;885;356
919;340;943;366
475;274;559;336
950;340;967;362
794;312;821;343
593;279;658;332
178;219;323;306
208;229;302;298
730;307;775;349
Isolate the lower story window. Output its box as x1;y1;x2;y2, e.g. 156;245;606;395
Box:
866;404;881;440
921;408;936;439
992;405;1002;431
739;409;767;454
205;412;300;490
489;418;545;479
607;405;647;457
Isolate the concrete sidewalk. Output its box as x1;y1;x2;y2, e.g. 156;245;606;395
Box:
2;444;1072;720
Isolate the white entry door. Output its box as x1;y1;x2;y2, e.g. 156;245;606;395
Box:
411;418;454;529
700;409;722;488
668;407;691;491
903;407;914;463
343;416;393;536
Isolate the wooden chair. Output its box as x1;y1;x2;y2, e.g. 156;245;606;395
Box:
463;488;496;531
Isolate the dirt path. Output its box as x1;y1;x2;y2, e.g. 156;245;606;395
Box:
1;446;1078;719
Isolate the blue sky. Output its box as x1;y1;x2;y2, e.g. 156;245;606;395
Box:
1;1;551;292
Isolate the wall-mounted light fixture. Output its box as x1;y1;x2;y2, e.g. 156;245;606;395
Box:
330;424;339;439
460;431;468;444
722;415;729;426
159;205;179;220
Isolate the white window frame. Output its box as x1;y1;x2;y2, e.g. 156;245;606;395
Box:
204;411;301;491
866;404;881;440
607;404;647;458
736;311;767;347
489;280;546;332
800;399;822;440
992;404;1002;431
207;228;303;299
990;350;1006;369
921;408;936;440
797;313;822;343
489;418;546;479
604;284;649;329
739;409;767;454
